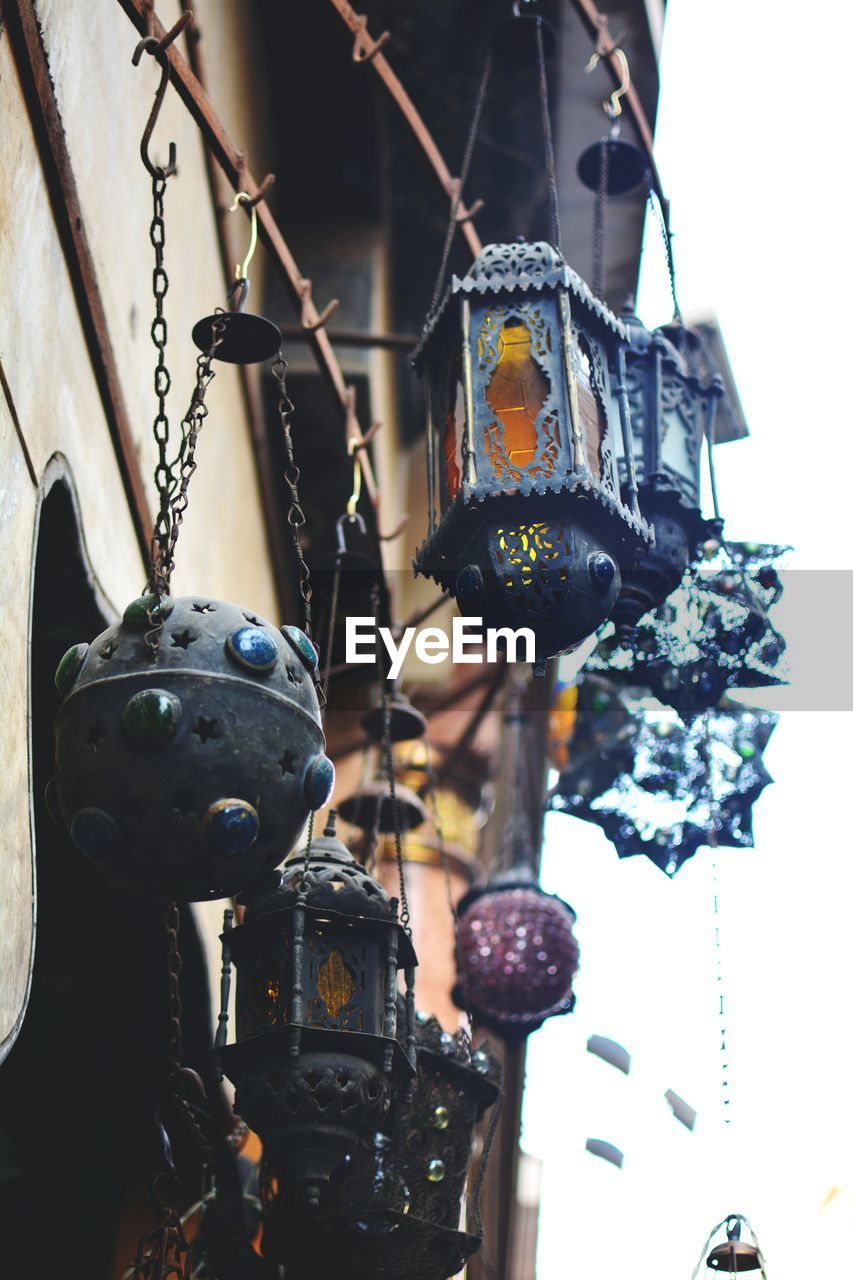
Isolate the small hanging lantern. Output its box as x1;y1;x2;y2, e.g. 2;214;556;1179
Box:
453;865;579;1039
698;1215;767;1275
607;306;724;642
414;239;652;674
259;1013;501;1280
52;598;332;900
216;812;417;1213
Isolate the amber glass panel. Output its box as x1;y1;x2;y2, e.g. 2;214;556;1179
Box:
316;949;357;1018
485;319;547;470
444;376;464;501
251;961;282;1027
575;337;607;480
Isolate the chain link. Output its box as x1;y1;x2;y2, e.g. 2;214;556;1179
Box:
375;610;411;936
164;902;212;1166
592;132;610;298
271;357;314;639
148;170;175;600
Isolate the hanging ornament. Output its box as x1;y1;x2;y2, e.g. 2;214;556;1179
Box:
606;305;725;642
413;19;651;677
261;1013;501;1280
588;541;788;721
577;46;648;199
51;94;329;900
192;190;282;364
693;1215;767;1276
453;705;579;1039
216;811;417;1216
549;676;778;875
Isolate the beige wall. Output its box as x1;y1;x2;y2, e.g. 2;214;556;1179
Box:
0;1;279;1059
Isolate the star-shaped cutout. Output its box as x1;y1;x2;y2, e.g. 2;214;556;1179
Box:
191;602;216;614
86;723;105;750
243;612;262;626
286;666;302;685
100;640;118;660
279;749;296;776
193;716;218;743
171;629;197;649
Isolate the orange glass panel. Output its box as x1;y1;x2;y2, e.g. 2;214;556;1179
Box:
444;378;464;500
485;320;548;470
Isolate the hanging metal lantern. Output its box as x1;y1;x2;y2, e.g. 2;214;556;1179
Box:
549;676;778;875
51;596;332;900
588;541;788;721
606;305;724;642
413;238;652;675
260;1013;500;1280
698;1215;767;1275
453;866;579;1040
216;812;417;1215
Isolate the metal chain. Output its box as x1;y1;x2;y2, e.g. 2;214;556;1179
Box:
649;185;683;324
373;586;411;935
468;1070;503;1247
710;856;733;1125
271;356;316;646
592;129;610;298
148;170;176;599
536;18;562;254
429;50;492;317
164;903;212;1166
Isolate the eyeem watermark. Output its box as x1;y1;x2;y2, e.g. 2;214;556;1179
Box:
346;616;535;679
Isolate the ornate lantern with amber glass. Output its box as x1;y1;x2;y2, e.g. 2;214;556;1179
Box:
413;239;652;674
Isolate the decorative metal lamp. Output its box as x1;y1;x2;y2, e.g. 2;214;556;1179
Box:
413;238;652;675
589;541;788;721
51;598;332;900
549;676;778;876
696;1215;767;1276
216;812;417;1213
607;305;724;642
260;1013;501;1280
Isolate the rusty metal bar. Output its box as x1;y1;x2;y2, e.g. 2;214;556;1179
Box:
116;0;379;503
177;1;293;616
6;0;153;562
280;325;418;352
326;0;483;260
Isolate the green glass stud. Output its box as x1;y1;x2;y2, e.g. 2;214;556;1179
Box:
431;1106;450;1131
55;643;88;693
123;688;181;746
426;1159;446;1183
592;693;610;715
737;741;756;760
123;594;174;627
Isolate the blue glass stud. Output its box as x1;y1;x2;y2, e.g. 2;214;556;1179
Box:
202;798;260;855
123;689;181;746
589;552;617;588
281;625;319;673
70;807;120;862
303;754;335;810
226;626;279;673
55;643;88;693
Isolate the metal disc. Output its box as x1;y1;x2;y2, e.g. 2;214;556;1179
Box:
577;138;649;197
707;1242;762;1272
192;311;282;364
338;782;428;834
361;697;427;745
490;14;556;68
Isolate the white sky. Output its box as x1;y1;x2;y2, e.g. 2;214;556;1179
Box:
523;2;853;1275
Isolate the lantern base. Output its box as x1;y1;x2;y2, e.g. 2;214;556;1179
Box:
707;1240;763;1272
262;1208;483;1280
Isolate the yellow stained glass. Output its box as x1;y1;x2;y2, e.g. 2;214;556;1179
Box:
485;320;548;469
317;949;356;1019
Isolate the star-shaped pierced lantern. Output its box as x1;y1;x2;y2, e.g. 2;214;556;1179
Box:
413;239;652;674
51;597;332;900
216;813;417;1214
588;541;788;721
607;307;724;641
549;676;778;875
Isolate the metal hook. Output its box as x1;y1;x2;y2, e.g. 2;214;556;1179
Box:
351;13;391;64
132;11;192;179
298;278;341;332
228;192;259;283
584;32;631;120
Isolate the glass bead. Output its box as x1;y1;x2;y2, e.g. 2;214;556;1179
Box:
303;754;335;810
471;1051;490;1074
432;1106;450;1131
202;798;260;855
426;1159;446;1183
226;625;278;672
281;625;319;672
55;642;88;693
70;807;120;862
123;688;180;746
123;594;174;626
439;1032;455;1055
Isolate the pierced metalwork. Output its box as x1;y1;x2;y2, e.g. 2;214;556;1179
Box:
588;541;788;721
549;675;778;876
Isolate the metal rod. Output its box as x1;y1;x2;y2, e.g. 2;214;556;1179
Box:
558;287;586;471
460;297;477;486
648;334;663;477
214;907;234;1054
290;901;305;1058
383;920;399;1072
326;0;482;260
6;0;152;560
279;324;418;351
705;376;724;524
116;0;380;504
614;345;640;516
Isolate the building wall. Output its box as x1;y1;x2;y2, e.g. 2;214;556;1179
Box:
0;0;278;1060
